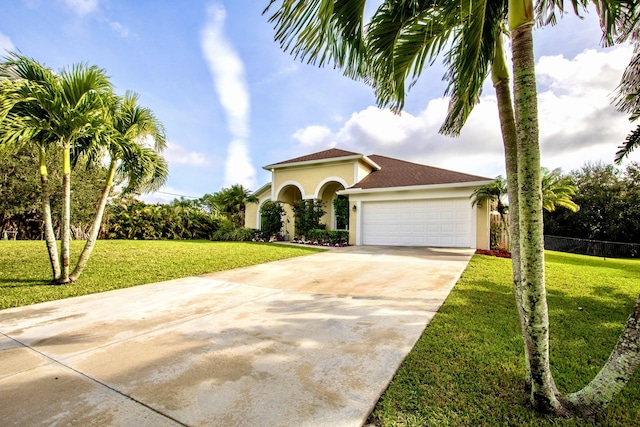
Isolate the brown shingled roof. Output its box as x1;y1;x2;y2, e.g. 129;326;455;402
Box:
270;148;361;166
349;155;491;189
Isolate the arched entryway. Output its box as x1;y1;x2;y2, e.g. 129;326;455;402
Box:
275;183;303;239
316;180;348;231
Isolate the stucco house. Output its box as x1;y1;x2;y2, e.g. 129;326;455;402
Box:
245;148;493;249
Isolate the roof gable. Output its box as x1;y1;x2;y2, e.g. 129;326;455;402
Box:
349;155;491;189
269;148;362;167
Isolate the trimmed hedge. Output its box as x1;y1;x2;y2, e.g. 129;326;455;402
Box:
307;229;349;245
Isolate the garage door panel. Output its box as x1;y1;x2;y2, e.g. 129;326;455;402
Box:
362;199;471;248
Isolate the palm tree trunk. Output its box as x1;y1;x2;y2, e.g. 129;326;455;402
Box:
511;16;564;414
562;294;640;418
58;145;71;284
493;33;530;390
39;147;61;281
69;159;116;282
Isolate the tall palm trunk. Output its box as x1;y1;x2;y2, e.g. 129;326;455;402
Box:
58;144;72;284
69;159;117;282
39;147;61;281
562;295;640;417
510;8;564;413
492;33;530;391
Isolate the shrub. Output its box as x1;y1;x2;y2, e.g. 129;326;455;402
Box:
333;196;349;230
212;220;257;241
307;229;349;245
292;199;325;237
260;200;285;238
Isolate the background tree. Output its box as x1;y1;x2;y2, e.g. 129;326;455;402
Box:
544;162;640;243
0;145;106;240
211;184;258;227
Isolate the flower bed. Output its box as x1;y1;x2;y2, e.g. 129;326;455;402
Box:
291;238;348;247
475;249;511;258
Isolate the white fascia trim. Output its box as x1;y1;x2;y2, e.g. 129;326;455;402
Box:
264;155;381;171
337;179;493;195
253;183;272;197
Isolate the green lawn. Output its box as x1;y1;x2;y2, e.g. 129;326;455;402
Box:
2;242;638;424
368;251;640;426
0;240;321;310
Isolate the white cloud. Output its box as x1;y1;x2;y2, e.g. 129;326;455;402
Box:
164;142;210;167
109;21;129;38
200;3;256;188
292;125;335;148
287;44;636;177
0;32;15;54
63;0;99;15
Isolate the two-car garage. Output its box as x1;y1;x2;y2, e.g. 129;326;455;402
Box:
359;198;475;248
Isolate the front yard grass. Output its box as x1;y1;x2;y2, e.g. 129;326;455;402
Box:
368;251;640;426
0;240;322;310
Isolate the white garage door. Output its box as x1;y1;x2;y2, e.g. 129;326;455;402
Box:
361;199;472;247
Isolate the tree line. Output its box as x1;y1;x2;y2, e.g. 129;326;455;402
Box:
544;162;640;244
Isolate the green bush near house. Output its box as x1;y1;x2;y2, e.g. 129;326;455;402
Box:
307;229;349;245
259;200;285;238
292;198;325;237
211;220;258;241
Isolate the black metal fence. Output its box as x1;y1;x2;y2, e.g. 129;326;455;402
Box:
544;235;640;258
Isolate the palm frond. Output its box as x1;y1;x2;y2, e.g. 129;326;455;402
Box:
615;123;640;163
265;0;368;77
536;1;640;46
440;0;508;135
613;42;640;115
367;3;454;112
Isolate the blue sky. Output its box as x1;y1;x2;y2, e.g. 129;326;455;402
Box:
1;1;638;202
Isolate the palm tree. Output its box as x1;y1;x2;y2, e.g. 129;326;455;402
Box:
69;93;167;282
212;184;258;227
264;0;640;416
0;52;113;284
471;175;510;247
471;176;508;216
541;168;579;213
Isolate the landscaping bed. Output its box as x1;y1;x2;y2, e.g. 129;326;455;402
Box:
475;248;512;258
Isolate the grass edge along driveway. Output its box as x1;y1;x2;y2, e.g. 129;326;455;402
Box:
0;240;322;310
368;251;640;427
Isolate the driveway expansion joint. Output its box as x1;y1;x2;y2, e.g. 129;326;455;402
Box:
1;331;188;426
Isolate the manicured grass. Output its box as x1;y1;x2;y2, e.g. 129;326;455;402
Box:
0;240;322;310
368;251;640;426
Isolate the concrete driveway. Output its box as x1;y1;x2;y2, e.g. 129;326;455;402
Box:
0;245;473;427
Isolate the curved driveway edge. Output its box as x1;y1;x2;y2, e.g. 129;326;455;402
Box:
0;246;473;426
